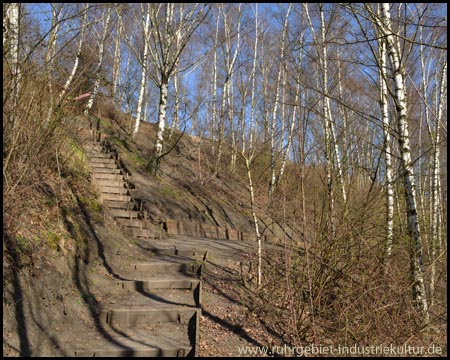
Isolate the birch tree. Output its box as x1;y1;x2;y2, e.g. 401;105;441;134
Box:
143;3;209;174
249;4;259;151
112;7;123;102
133;4;151;137
4;3;21;130
319;4;347;206
377;18;394;266
44;3;63;125
268;3;291;204
210;12;220;149
277;21;305;190
368;3;429;324
58;4;89;104
85;6;113;116
427;59;446;306
305;3;336;239
214;4;242;176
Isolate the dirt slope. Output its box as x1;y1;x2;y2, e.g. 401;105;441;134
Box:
3;113;280;356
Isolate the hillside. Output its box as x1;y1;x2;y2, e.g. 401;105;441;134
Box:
3;102;447;357
3;108;288;356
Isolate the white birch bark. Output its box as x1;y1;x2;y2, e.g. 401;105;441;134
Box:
58;4;89;103
85;7;112;115
45;4;62;125
429;61;446;306
249;4;258;151
320;5;347;205
155;79;168;157
269;3;291;205
5;3;21;129
145;3;208;170
227;4;241;173
229;71;237;172
124;52;131;115
278;67;300;186
378;27;394;264
371;3;429;323
112;11;122;102
306;4;336;238
211;13;219;144
214;4;241;176
153;4;173;158
133;6;151;137
246;155;262;288
336;47;350;184
170;71;180;137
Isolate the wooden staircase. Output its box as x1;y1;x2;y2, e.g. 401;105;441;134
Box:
75;127;204;357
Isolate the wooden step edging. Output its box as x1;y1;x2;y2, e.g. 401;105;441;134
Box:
82;133;203;357
99;307;200;356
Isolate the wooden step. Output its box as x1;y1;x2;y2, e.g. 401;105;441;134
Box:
84;143;103;149
100;307;199;327
89;162;118;169
103;200;134;210
92;172;122;180
147;248;208;260
87;152;112;159
112;277;200;291
73;323;193;357
89;157;115;164
109;279;202;307
97;185;129;195
93;178;125;188
109;208;139;219
127;228;159;239
92;167;122;174
116;218;148;229
75;347;191;357
101;193;132;202
131;261;202;276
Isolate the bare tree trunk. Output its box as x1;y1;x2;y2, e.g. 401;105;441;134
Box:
370;3;429;324
5;3;21;130
123;50;131;115
229;71;237;172
269;3;291;205
155;79;169;158
378;27;394;266
211;13;219;148
249;4;258;151
169;71;180;139
45;4;62;125
112;10;123;102
278;67;300;187
59;4;89;104
241;153;262;288
429;61;446;306
336;47;350;184
133;6;150;137
320;5;347;206
214;4;241;176
144;3;209;173
306;3;336;239
85;6;112;116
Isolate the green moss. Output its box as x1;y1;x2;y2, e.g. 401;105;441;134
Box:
66;140;90;175
16;234;30;254
109;136;125;147
78;195;101;213
161;184;184;200
46;230;61;250
129;152;146;167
